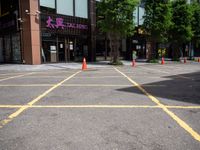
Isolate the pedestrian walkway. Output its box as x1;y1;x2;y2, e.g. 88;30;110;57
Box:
0;61;148;72
1;58;199;72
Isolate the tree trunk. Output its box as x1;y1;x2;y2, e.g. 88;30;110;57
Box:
147;40;156;61
108;32;120;64
172;43;181;60
151;40;157;59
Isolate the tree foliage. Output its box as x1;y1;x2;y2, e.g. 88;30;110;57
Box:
97;0;138;64
191;1;200;42
170;0;193;44
169;0;193;59
143;0;172;43
142;0;172;59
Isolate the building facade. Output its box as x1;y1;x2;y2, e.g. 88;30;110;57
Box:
0;0;96;64
0;0;21;63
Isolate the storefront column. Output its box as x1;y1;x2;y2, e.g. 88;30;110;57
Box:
89;0;96;62
20;0;41;64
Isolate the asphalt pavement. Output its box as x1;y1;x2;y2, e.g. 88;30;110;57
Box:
0;62;200;150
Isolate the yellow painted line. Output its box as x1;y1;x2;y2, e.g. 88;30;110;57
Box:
0;105;200;109
0;105;159;108
0;71;81;128
142;84;166;87
61;84;133;87
0;72;35;82
166;106;200;109
114;67;200;142
0;84;133;87
81;72;117;74
0;105;24;108
17;76;66;78
0;84;54;87
74;76;123;78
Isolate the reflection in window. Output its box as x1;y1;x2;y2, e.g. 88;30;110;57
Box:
57;0;73;16
12;33;21;62
75;0;88;18
40;0;55;8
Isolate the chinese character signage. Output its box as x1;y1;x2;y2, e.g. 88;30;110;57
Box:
46;16;88;30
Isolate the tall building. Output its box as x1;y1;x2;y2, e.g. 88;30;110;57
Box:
0;0;96;64
128;3;146;60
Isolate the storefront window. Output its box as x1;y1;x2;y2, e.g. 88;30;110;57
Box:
40;0;55;8
75;0;88;18
0;37;4;62
57;0;73;16
42;40;57;63
4;35;11;62
12;33;21;62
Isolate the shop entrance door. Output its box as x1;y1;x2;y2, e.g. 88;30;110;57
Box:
65;38;75;61
58;41;65;62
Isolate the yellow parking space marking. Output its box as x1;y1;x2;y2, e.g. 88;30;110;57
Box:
0;84;54;87
0;84;133;87
16;76;67;78
62;84;132;87
0;105;24;108
0;72;35;82
115;67;200;142
0;71;81;128
0;105;200;109
0;105;159;108
142;84;166;87
74;76;123;78
81;72;117;74
166;106;200;109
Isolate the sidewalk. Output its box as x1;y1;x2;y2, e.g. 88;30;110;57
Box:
0;60;148;72
0;59;198;72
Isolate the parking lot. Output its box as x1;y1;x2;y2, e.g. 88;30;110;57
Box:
0;63;200;150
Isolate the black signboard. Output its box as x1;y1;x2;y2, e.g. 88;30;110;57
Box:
40;14;90;36
0;13;17;34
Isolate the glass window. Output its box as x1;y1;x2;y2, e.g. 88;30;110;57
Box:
133;6;144;26
75;0;88;18
0;37;4;62
4;35;11;62
12;33;21;62
40;0;55;8
57;0;73;16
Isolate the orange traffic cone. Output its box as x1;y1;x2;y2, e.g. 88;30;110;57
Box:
161;57;165;65
82;57;87;70
184;57;187;63
198;58;200;63
132;59;136;67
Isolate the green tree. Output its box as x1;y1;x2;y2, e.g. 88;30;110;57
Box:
97;0;138;64
142;0;172;60
169;0;193;59
191;1;200;53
